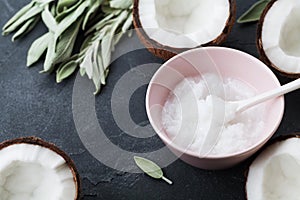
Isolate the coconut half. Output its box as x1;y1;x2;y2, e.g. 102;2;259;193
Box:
258;0;300;77
246;135;300;200
0;137;80;200
133;0;236;59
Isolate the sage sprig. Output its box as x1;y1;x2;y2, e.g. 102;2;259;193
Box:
134;156;173;185
81;6;132;94
2;1;53;40
237;0;271;23
2;0;133;94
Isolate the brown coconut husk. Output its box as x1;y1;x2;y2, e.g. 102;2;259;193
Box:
0;137;81;200
257;0;300;78
133;0;236;60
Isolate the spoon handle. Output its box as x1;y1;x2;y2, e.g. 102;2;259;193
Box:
238;78;300;112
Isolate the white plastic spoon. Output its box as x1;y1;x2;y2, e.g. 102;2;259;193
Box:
222;78;300;123
200;78;300;155
227;78;300;120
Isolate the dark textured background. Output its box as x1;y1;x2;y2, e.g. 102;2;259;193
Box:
1;0;300;199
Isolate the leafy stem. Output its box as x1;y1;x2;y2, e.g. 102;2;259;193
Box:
2;0;133;95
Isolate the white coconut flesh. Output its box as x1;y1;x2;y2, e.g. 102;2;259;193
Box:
0;144;76;200
138;0;230;48
262;0;300;73
247;137;300;200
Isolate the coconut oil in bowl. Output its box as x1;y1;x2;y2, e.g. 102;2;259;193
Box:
146;47;284;169
161;73;266;156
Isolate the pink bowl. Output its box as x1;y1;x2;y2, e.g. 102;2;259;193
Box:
146;47;284;170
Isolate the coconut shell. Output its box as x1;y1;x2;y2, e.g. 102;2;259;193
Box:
257;0;300;78
245;133;300;199
0;137;81;200
133;0;236;60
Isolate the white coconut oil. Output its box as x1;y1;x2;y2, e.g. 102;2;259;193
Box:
162;73;265;156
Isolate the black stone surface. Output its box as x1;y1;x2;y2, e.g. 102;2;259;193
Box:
0;0;300;199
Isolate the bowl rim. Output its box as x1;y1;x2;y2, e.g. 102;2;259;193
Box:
146;46;285;159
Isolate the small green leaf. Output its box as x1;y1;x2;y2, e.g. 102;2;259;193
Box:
96;51;106;85
237;0;271;23
14;15;41;41
50;3;56;16
41;5;57;32
56;60;78;83
12;16;39;41
43;32;56;72
92;42;101;85
55;1;88;37
3;4;44;35
2;1;34;31
80;46;94;79
110;0;132;9
121;13;132;33
27;32;50;67
56;0;78;14
101;34;112;73
113;32;124;46
55;0;84;22
42;18;82;72
102;2;119;14
80;34;94;52
53;18;83;64
80;67;86;76
82;0;103;30
101;10;128;67
85;13;114;35
134;156;173;185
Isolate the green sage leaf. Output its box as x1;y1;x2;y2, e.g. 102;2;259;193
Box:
82;0;103;30
41;5;57;32
43;17;81;72
101;34;112;74
113;32;124;47
237;0;271;23
101;10;128;68
56;0;78;14
121;13;132;33
56;60;78;83
79;41;104;94
134;156;173;185
43;32;56;72
96;51;106;85
2;4;44;35
16;15;41;40
80;46;94;79
80;67;86;76
53;18;83;64
27;32;50;67
50;3;56;16
102;1;118;14
85;13;114;35
110;0;132;9
80;34;94;52
2;2;34;31
12;16;40;41
55;0;84;22
55;1;88;37
92;43;102;89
